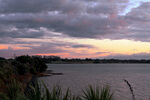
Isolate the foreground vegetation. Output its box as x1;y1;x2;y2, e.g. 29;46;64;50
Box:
0;55;48;100
0;79;115;100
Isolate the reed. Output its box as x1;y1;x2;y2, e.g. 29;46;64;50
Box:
124;79;135;100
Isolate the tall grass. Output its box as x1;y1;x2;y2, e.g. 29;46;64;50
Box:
6;79;26;100
28;82;79;100
82;85;114;100
25;81;114;100
26;81;45;100
0;79;115;100
0;92;9;100
27;82;114;100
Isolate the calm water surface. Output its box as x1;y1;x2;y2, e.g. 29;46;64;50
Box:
40;64;150;100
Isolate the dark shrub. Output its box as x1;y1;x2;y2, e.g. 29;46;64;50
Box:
12;61;29;75
0;57;5;61
32;57;47;72
16;64;28;75
29;67;37;74
15;55;47;73
14;55;47;73
15;55;33;64
0;61;14;83
15;55;37;74
93;59;100;63
0;61;7;68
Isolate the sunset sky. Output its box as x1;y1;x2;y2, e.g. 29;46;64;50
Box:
1;0;150;59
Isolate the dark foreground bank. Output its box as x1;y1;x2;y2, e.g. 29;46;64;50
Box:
0;55;48;100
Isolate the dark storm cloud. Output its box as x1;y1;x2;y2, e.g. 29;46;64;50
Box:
0;0;85;13
0;12;126;38
125;2;150;23
2;0;150;41
0;0;128;39
101;1;150;42
0;0;127;14
122;2;150;41
0;25;44;38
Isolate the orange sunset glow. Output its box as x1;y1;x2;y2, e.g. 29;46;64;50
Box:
1;37;149;59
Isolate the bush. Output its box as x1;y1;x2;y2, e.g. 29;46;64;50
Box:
0;62;14;83
29;67;37;74
33;57;48;72
15;55;33;64
15;55;48;73
12;61;29;75
0;57;5;61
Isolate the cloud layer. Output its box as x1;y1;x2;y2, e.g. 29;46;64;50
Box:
1;0;150;58
0;0;128;39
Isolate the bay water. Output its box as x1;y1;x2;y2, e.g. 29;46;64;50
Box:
40;64;150;100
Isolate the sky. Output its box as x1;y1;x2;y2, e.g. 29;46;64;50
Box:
1;0;150;59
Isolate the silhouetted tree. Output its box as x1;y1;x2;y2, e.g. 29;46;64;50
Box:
0;57;5;61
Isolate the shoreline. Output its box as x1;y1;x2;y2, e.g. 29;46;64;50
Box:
37;70;63;77
46;63;150;64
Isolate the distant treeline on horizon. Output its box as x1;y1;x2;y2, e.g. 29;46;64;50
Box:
1;55;150;64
